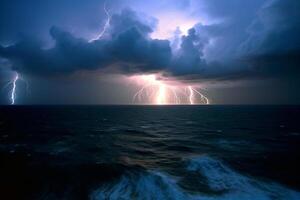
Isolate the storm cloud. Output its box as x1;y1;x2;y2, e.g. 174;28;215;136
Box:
1;0;299;82
0;9;172;76
0;0;300;104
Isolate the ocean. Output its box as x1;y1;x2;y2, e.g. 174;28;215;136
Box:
0;105;299;199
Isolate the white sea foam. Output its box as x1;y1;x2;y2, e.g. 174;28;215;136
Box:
187;155;300;200
90;171;191;200
90;156;300;200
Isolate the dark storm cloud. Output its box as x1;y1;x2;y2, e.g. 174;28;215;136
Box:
109;9;156;37
170;28;207;75
238;0;300;79
241;0;300;54
0;9;171;75
0;0;128;43
174;0;300;81
0;8;234;79
0;0;300;82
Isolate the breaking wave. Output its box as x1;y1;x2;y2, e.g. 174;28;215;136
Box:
90;170;189;200
186;155;300;199
91;156;300;200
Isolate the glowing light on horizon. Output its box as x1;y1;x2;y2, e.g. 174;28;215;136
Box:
132;74;210;105
156;84;166;104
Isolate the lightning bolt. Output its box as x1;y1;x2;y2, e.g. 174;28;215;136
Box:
188;86;210;105
2;72;29;105
11;73;19;105
170;87;180;104
89;0;111;42
132;75;210;105
133;84;152;103
188;86;194;105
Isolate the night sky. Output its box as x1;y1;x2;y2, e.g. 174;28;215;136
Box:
0;0;299;104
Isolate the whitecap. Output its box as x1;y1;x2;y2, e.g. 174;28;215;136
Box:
90;171;193;200
187;155;300;200
90;156;300;200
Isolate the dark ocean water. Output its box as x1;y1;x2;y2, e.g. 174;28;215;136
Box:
0;105;300;199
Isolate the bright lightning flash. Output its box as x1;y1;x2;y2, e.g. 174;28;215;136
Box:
156;84;166;105
188;86;209;105
2;72;29;105
188;86;194;105
89;0;111;42
11;73;19;105
132;74;210;105
2;72;19;105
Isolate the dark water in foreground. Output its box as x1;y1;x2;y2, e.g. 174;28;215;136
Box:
0;106;300;199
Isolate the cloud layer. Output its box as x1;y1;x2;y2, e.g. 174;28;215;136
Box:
0;0;299;83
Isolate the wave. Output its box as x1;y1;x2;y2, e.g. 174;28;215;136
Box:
91;156;300;200
187;155;300;199
90;170;190;200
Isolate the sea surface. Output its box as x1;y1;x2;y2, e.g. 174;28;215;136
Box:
0;105;300;199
